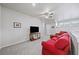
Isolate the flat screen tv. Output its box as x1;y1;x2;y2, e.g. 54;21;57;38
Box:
30;26;39;33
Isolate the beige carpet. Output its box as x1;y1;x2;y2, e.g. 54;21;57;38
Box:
0;40;42;55
0;36;49;55
0;37;79;55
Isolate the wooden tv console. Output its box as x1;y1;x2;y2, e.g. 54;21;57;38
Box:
30;32;40;41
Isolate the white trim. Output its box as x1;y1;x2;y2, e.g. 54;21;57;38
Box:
1;39;26;48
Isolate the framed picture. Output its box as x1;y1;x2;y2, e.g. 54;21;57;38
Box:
13;22;21;28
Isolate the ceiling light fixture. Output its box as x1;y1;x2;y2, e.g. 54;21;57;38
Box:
32;3;36;7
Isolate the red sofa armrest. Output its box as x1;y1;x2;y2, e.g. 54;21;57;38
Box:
42;41;69;55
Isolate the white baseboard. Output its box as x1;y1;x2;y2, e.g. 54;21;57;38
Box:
1;39;26;49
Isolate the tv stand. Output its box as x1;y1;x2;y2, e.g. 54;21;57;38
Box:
30;32;40;41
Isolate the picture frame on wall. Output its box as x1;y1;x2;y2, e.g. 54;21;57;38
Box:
13;22;21;28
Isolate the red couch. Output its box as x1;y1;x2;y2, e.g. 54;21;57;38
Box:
42;31;70;55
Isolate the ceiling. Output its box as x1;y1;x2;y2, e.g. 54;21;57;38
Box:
1;3;79;24
1;3;62;18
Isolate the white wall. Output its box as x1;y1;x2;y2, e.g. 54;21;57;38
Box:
55;4;79;42
2;6;43;48
55;4;79;21
0;5;2;49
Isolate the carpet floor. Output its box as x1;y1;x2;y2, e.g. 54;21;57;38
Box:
0;36;79;55
0;36;49;55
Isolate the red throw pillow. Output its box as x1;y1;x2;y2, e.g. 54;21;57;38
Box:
59;31;67;35
55;33;60;36
50;35;57;38
51;36;58;41
50;35;54;38
55;39;69;50
59;35;69;41
58;33;69;38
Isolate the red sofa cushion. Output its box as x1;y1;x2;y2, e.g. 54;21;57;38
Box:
55;31;69;37
51;36;58;41
50;35;56;38
55;31;65;36
55;39;69;50
58;33;69;38
59;35;69;41
46;39;56;45
59;31;67;34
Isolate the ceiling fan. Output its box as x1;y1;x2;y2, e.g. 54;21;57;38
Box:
39;11;54;19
